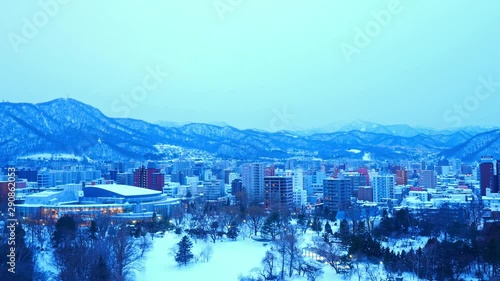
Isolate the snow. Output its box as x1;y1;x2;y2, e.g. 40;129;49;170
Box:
136;230;344;281
346;149;361;154
18;153;83;161
91;184;162;196
362;152;372;161
136;233;269;281
381;236;430;255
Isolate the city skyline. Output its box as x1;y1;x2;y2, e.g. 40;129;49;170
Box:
1;1;499;131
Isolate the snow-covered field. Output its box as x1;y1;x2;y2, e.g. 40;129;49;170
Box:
135;231;342;281
136;233;268;281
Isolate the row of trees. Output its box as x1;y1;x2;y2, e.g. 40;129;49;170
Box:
239;212;324;281
50;214;152;281
0;222;36;281
332;206;500;281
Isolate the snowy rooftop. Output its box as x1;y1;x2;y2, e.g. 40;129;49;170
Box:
27;191;62;197
88;184;162;197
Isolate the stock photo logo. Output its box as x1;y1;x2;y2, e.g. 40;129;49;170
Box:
268;106;295;132
213;0;244;21
340;0;407;63
7;0;71;53
443;74;499;127
111;65;170;118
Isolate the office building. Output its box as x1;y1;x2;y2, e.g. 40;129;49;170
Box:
242;163;265;204
480;156;495;196
396;169;408;185
371;175;395;203
323;178;351;213
420;170;437;189
264;176;293;210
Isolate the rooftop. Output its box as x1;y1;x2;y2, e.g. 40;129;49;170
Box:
88;184;162;197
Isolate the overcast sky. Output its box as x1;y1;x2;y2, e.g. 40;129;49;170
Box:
1;1;499;131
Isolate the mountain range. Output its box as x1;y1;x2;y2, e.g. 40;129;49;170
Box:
0;98;498;163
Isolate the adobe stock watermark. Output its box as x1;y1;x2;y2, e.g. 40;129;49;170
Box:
111;65;170;118
7;0;71;54
340;0;407;63
269;106;295;132
213;0;244;21
443;74;499;127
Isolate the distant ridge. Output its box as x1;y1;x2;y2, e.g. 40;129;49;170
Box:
0;98;498;162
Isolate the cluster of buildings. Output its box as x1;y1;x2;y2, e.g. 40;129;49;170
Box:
1;155;499;223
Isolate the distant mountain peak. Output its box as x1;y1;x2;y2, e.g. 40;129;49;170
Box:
1;98;498;162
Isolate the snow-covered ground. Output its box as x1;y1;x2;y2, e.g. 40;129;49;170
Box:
135;230;343;281
381;236;430;255
136;232;269;280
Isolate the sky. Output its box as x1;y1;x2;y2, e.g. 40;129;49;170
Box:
1;0;499;131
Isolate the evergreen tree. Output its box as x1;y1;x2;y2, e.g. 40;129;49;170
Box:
325;221;333;235
311;216;322;235
227;225;239;240
52;215;77;248
89;220;99;240
175;235;194;266
261;212;281;240
148;212;161;240
338;219;351;244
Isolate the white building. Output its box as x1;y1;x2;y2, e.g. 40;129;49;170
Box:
242;163;265;204
371;175;395;203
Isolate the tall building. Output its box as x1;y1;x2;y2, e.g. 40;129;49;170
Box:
313;171;326;185
358;186;373;202
396;169;408;185
264;176;293;210
204;180;225;200
496;160;500;194
264;165;276;177
339;171;367;198
0;181;10;212
117;172;133;186
15;169;38;182
37;172;52;188
480;156;495;196
303;174;314;196
242;163;265;204
133;163;165;191
371;175;395;203
420;170;437;189
291;169;306;207
323;179;351;213
461;164;473;175
358;168;370;185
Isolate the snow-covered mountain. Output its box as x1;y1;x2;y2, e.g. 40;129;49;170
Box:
0;99;497;162
289;120;494;137
440;130;500;161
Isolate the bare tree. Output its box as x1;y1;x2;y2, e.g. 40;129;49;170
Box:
247;205;266;237
284;225;302;278
220;205;241;233
171;204;186;229
259;250;279;280
299;260;324;281
314;241;342;274
198;243;214;263
108;224;142;281
364;262;383;281
94;213;112;238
